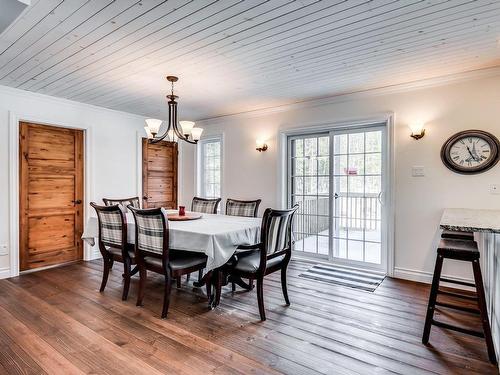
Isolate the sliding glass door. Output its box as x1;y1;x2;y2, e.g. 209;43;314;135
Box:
288;124;387;271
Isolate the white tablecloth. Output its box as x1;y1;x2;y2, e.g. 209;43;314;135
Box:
81;211;261;272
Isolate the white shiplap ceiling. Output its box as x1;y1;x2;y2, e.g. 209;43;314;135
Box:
0;0;499;120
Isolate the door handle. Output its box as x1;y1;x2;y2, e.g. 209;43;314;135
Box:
377;191;383;205
143;196;149;200
334;193;339;199
72;199;82;205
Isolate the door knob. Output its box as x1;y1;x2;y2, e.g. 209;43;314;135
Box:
72;199;82;205
334;193;339;199
143;196;148;200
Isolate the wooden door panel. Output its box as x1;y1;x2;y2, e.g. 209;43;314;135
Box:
20;122;83;271
142;139;177;209
28;215;75;253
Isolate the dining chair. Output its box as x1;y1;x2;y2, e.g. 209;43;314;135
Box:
191;197;221;214
226;198;262;217
128;206;209;318
225;198;262;291
90;202;136;301
219;204;299;321
103;196;141;212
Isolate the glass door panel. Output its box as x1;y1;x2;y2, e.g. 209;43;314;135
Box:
290;134;330;257
332;128;384;267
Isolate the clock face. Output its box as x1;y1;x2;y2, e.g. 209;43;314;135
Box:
441;130;500;174
449;136;492;168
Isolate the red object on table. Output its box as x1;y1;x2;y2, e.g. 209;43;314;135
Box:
179;206;185;216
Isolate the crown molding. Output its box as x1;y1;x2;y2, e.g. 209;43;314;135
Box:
195;65;500;126
0;84;146;121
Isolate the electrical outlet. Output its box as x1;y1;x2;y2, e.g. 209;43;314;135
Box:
490;184;500;195
412;166;425;177
0;245;7;256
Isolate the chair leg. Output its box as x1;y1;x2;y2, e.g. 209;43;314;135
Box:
257;278;266;321
281;266;290;305
472;259;497;364
100;257;111;292
198;269;203;282
122;259;131;301
136;266;147;307
186;273;191;282
109;258;114;270
176;277;181;288
205;271;213;307
214;270;223;307
231;281;236;292
249;278;254;290
162;274;173;319
422;253;444;344
130;265;139;276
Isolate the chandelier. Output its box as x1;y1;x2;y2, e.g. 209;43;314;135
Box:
144;76;203;144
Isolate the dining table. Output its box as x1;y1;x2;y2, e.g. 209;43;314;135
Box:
82;210;262;276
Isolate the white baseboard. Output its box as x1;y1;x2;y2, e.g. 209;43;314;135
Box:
0;267;11;280
393;267;474;286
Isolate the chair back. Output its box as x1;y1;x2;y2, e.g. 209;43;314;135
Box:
128;207;169;267
90;202;127;254
191;197;221;214
226;198;261;217
260;205;299;261
103;197;140;212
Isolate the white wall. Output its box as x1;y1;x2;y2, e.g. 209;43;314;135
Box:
180;70;500;283
0;85;145;278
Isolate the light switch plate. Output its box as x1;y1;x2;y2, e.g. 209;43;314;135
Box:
412;166;425;177
490;184;500;195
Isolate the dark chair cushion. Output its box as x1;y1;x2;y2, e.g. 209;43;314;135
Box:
441;230;474;241
144;250;206;271
107;247;135;259
438;239;479;260
234;250;285;273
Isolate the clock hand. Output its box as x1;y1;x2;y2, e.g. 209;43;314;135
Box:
466;146;480;162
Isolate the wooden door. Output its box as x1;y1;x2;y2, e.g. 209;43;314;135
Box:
19;122;84;271
142;139;178;209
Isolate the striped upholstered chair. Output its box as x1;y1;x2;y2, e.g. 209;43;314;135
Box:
103;197;140;212
129;206;208;318
90;202;136;301
226;198;261;218
191;197;221;214
219;205;299;321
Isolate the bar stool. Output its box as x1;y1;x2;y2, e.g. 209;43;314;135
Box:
422;238;496;364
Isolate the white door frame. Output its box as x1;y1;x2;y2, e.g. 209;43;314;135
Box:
8;111;95;277
278;114;395;276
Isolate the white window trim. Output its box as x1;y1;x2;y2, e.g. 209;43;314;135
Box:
278;114;395;276
195;133;224;203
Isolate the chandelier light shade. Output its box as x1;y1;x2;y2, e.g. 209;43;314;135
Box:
144;76;203;144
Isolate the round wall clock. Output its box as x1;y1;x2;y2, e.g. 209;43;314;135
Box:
441;130;500;174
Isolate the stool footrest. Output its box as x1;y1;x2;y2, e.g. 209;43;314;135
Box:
439;277;476;288
431;319;484;337
437;290;478;301
435;301;481;314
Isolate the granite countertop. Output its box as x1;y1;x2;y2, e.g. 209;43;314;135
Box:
440;208;500;234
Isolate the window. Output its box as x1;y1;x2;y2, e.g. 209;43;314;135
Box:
197;136;222;199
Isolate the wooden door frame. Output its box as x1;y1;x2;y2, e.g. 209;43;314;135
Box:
8;112;95;278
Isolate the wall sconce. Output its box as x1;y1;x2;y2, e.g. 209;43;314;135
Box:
256;139;268;152
409;122;426;140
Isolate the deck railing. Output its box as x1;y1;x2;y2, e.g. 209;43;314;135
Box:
294;193;380;240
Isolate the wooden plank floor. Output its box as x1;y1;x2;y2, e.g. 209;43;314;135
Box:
0;259;497;374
